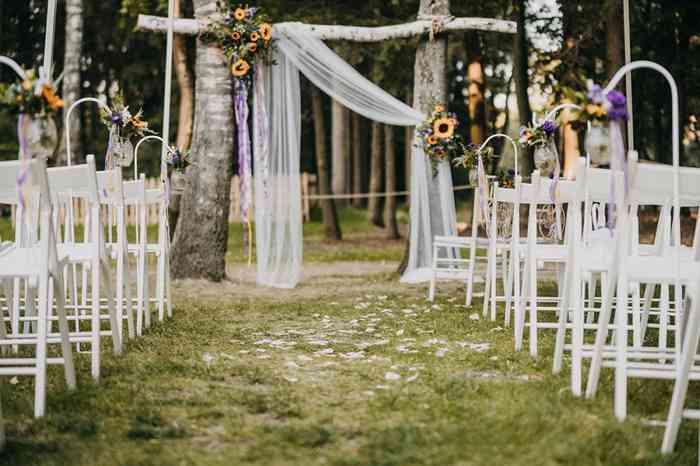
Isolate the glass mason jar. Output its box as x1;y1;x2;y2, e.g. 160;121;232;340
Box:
496;203;514;239
534;140;559;178
468;168;478;187
107;127;134;167
585;124;610;166
20;114;58;159
170;170;187;195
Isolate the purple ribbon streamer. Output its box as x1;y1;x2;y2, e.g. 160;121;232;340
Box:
477;156;490;231
235;79;252;220
17;114;30;209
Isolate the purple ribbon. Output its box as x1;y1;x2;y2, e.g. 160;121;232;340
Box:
17;114;30;209
606;120;627;230
235;79;252;219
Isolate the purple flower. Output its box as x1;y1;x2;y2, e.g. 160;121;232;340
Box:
519;126;528;137
542;120;558;135
587;83;605;104
606;90;628;120
110;113;123;125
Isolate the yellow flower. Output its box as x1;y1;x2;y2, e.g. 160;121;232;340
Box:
434;104;445;113
21;79;32;91
231;31;241;41
42;84;64;109
586;104;605;117
433;117;455;139
234;8;246;21
260;23;272;41
231;59;250;77
248;43;258;53
129;116;147;129
427;135;438;145
250;32;259;42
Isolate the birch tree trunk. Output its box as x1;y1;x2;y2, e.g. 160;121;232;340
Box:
170;0;233;281
351;111;365;208
368;121;384;227
398;0;450;274
312;86;342;240
331;99;349;205
384;125;400;239
57;0;83;165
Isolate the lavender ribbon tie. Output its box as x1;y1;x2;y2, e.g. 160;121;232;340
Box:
17;114;30;209
607;120;627;230
235;79;252;220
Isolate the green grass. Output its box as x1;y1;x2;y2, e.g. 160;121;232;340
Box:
2;205;699;465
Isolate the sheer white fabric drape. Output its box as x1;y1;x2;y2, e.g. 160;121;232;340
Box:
253;22;457;288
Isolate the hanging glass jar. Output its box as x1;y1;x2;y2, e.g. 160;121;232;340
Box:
107;127;134;167
170;170;187;195
585;124;610;166
20;114;58;159
533;140;559;178
496;202;514;239
468;168;478;187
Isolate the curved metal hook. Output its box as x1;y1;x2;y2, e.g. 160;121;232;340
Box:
478;133;519;178
134;135;174;179
0;56;27;80
65;97;109;166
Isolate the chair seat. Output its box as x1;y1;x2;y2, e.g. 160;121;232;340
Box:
0;246;67;278
57;243;98;263
626;256;700;285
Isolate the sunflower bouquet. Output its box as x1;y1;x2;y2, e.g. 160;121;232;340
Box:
99;92;153;140
201;2;275;84
417;104;464;176
0;68;63;116
518;120;558;148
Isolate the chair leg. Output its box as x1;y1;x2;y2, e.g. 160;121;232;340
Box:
504;250;514;327
586;267;618;398
614;275;629;421
571;273;584;396
156;250;165;322
53;275;76;390
482;252;492;319
101;261;122;356
465;243;476;307
553;261;572;374
34;275;48;418
90;259;101;381
115;249;125;343
124;255;135;339
165;249;172;319
429;245;438;302
490;250;498;321
528;258;538;357
515;258;529;352
661;292;700;454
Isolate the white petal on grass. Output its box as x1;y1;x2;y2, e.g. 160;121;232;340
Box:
435;348;449;358
363;390;376;397
341;351;365;360
396;329;405;336
283;376;298;383
406;374;419;382
469;313;480;321
202;352;216;365
385;371;402;381
285;361;301;369
315;348;335;356
298;355;313;362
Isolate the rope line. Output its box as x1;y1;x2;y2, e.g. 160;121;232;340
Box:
306;184;473;201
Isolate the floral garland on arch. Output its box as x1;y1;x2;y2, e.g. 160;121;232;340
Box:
201;2;276;262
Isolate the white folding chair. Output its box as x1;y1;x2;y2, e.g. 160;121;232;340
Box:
48;155;122;381
123;174;149;335
0;158;76;417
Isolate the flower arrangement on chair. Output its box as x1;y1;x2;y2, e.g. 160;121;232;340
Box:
565;80;628;166
453;143;494;186
0;68;64;159
519;120;559;177
417;104;464;176
100;92;154;168
165;146;193;193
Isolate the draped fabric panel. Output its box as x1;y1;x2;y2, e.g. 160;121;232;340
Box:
254;23;457;288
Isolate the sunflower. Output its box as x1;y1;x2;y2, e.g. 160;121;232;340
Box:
586;104;605;118
434;104;445;113
250;31;259;42
231;31;241;41
129;115;147;129
433;117;455;139
234;8;246;21
260;23;272;41
248;43;257;53
42;84;64;109
231;59;250;77
427;135;438;145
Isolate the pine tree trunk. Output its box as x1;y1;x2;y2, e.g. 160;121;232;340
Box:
170;0;233;281
512;0;532;175
169;0;195;240
312;86;342;240
368;121;384;227
398;0;450;274
57;0;83;165
351;111;364;208
331;99;349;206
384;125;400;239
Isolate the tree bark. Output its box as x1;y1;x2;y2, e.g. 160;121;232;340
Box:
351;111;365;208
384;125;400;239
331;99;349;205
136;15;516;38
605;0;624;79
398;0;450;274
512;0;532;175
170;0;233;281
368;121;384;227
57;0;83;165
169;0;195;240
312;86;342;240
